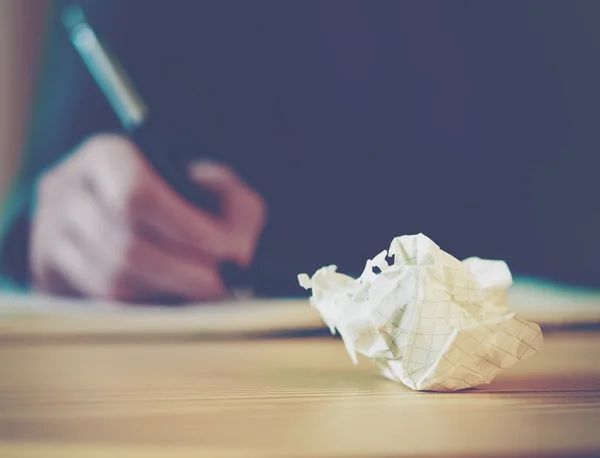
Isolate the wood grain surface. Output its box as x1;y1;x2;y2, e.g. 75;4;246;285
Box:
1;331;599;457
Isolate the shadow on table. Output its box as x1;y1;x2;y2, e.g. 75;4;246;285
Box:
473;373;600;394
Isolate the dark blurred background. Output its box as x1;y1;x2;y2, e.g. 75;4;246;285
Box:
1;0;600;295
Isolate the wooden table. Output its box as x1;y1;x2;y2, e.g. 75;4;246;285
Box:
1;330;599;457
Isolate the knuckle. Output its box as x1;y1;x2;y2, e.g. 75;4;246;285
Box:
80;133;136;159
81;134;144;187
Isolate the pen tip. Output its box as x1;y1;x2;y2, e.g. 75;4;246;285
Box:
61;4;87;31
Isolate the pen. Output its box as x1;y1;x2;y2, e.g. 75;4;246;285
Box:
60;4;251;295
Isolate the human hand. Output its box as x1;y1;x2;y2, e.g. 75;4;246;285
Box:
30;134;266;302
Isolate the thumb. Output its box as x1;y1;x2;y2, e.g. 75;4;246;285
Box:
189;161;266;266
189;161;248;198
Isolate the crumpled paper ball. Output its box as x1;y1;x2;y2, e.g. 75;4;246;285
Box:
298;233;543;391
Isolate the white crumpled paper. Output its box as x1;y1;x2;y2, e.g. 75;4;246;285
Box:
298;233;543;391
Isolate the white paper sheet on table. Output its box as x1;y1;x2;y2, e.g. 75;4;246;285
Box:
1;242;597;341
0;295;324;338
298;233;544;392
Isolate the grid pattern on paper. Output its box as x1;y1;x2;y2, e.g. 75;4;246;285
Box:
339;240;543;391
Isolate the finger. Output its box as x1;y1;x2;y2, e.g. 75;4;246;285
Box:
190;162;266;265
64;187;225;301
189;161;254;207
134;180;229;255
62;178;129;264
34;266;82;298
43;182;146;302
40;233;105;298
32;171;109;298
119;234;225;301
190;161;266;226
80;138;230;259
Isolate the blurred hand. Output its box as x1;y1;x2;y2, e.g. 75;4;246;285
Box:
30;134;266;302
